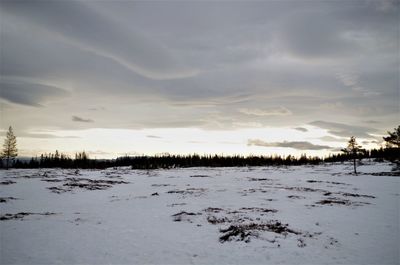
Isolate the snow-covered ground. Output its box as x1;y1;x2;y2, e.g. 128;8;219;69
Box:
1;161;399;264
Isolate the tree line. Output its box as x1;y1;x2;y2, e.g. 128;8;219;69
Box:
7;147;397;170
1;125;399;170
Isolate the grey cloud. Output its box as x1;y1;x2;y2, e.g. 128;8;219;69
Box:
170;93;253;108
277;2;398;59
72;116;94;123
278;12;356;58
336;71;359;87
0;77;68;106
319;136;345;142
88;107;106;111
0;1;397;134
335;70;381;97
130;119;203;129
331;147;344;152
0;130;79;139
364;120;380;124
294;127;308;132
239;107;291;116
248;139;333;150
360;140;382;146
310;121;377;138
1;0;196;80
20;133;79;139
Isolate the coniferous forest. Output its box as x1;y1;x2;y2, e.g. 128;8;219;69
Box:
5;147;399;169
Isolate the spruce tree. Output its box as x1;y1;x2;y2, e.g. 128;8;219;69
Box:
2;126;18;169
383;125;400;148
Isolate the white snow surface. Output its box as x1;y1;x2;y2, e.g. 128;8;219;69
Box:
1;161;399;264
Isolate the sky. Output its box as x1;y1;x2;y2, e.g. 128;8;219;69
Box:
0;0;399;159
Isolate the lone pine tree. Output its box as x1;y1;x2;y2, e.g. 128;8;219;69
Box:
342;136;362;174
2;126;18;169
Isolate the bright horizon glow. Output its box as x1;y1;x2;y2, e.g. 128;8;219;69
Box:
13;126;382;159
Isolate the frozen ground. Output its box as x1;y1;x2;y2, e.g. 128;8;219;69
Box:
1;161;399;264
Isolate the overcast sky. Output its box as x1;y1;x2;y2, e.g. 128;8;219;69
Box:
0;0;398;158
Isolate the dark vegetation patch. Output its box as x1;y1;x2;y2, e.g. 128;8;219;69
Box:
221;215;255;223
69;216;102;226
208;207;277;215
68;169;79;175
323;191;375;199
41;178;63;183
316;197;370;206
367;172;400;177
317;199;350;205
101;170;125;177
306;180;350;186
0;197;18;203
48;177;129;193
0;212;56;221
280;186;327;193
63;182;111;191
329;181;349;185
204;207;224;213
219;221;301;243
202;207;278;226
102;175;122;179
68;177;127;185
248;178;274;182
40;171;61;178
287;195;306;199
190;175;212;178
15;174;45;179
340;192;375;199
261;185;329;193
239;207;278;214
167;203;187;207
166;188;207;197
258;185;375;205
240;188;269;196
151;184;171;187
172;211;202;222
48;187;68;194
207;216;231;224
0;180;16;185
